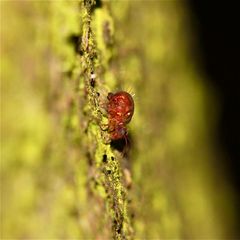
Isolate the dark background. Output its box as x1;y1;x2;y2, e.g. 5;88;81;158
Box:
188;0;240;233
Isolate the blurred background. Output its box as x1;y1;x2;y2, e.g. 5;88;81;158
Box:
1;0;239;239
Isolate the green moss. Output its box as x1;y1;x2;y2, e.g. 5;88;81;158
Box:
75;0;134;238
2;0;235;239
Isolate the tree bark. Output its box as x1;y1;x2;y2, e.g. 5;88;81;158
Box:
1;0;238;239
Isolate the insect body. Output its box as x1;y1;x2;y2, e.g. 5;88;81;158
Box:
107;91;134;140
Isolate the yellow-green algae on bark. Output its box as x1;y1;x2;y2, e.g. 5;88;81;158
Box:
1;0;134;238
1;0;238;239
51;0;134;238
79;1;134;238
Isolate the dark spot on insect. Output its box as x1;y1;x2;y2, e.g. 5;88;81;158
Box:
107;170;111;174
111;156;115;161
113;219;117;225
67;34;82;54
102;154;107;163
96;92;100;97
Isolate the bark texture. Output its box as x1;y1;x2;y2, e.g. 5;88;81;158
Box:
1;0;238;239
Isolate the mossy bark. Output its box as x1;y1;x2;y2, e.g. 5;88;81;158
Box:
54;0;134;238
1;0;238;239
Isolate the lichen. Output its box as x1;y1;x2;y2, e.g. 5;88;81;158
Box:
77;0;134;238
